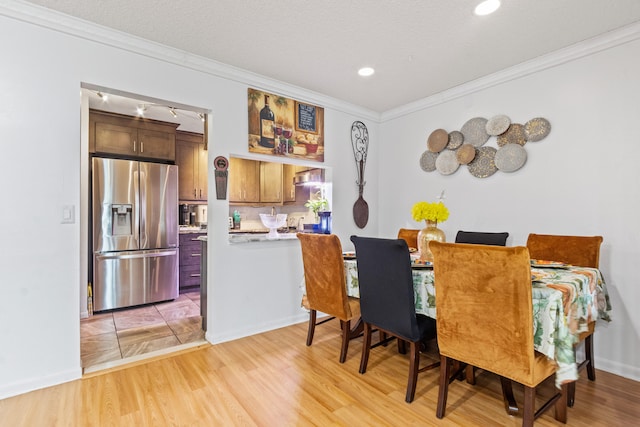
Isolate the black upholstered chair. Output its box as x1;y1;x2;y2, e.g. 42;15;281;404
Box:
350;235;438;403
455;230;509;246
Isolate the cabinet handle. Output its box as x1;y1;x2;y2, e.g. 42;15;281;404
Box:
133;140;136;152
191;253;201;257
194;189;197;197
140;141;144;153
199;189;202;198
190;273;201;278
190;238;200;241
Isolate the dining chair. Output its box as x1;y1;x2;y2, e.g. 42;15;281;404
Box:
454;230;509;384
297;233;361;363
526;233;603;407
455;230;509;246
397;228;420;249
430;241;568;427
350;235;439;403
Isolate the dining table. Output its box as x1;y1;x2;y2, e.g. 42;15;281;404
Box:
342;257;612;388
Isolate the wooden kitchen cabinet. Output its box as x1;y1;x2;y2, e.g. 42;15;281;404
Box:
259;162;283;203
229;158;260;202
176;131;207;201
89;110;178;161
283;164;296;202
179;232;205;292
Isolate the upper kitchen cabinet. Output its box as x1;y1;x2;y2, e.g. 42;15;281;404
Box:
176;131;207;201
229;158;260;203
283;164;296;203
89;110;178;162
259;162;283;203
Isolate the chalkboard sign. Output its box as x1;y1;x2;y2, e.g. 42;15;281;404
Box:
295;101;318;134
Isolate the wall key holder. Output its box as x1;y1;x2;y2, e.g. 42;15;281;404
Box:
214;156;229;200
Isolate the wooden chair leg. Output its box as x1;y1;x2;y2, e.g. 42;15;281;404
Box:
436;355;450;419
567;381;576;407
306;309;316;346
359;323;372;374
339;319;351;363
405;341;420;403
585;334;596;381
397;339;407;355
465;365;476;385
523;385;535;427
500;377;518;415
555;383;568;423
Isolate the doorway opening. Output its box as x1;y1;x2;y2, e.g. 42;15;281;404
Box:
80;84;209;372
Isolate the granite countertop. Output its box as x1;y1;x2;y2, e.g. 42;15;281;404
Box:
179;226;207;234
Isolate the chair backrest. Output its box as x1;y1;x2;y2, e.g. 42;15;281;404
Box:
297;233;353;320
526;233;603;268
397;228;420;249
350;235;422;342
431;241;539;385
455;230;509;246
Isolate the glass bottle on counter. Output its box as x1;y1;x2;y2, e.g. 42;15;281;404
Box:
259;95;275;148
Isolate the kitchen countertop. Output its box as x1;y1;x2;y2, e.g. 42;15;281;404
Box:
179;226;207;234
228;230;301;243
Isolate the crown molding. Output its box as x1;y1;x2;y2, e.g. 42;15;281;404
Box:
0;0;380;122
381;21;640;122
3;1;639;124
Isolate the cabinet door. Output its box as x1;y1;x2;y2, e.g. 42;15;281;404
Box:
283;164;296;202
197;143;208;201
95;122;136;156
138;128;176;161
260;162;283;203
229;158;260;202
176;140;198;200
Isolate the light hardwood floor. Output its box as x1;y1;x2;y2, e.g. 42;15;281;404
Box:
1;319;638;426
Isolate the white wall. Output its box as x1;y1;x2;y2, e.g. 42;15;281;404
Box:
379;34;640;380
0;5;378;399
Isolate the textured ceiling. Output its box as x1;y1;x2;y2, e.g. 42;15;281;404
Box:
22;0;640;113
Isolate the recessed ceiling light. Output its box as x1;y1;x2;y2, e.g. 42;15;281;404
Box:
358;67;375;77
474;0;500;16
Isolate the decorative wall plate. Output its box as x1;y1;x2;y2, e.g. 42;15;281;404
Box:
486;115;511;136
456;143;476;165
468;146;497;178
420;150;438;172
447;130;464;150
494;143;527;172
524;117;551;142
461;117;489;147
435;150;459;175
497;123;526;146
427;128;449;152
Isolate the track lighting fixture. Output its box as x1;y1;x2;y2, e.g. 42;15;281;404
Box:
197;113;205;122
169;108;178;118
96;91;108;101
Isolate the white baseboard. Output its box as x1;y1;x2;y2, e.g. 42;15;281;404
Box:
0;367;81;400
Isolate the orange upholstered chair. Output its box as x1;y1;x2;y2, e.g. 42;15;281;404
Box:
431;242;568;427
526;233;603;406
397;228;419;249
297;233;361;363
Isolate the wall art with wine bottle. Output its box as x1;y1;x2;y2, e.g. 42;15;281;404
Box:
247;88;325;162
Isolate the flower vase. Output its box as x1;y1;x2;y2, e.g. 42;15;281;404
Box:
418;220;446;262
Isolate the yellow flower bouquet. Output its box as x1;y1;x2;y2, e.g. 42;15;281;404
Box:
411;201;449;224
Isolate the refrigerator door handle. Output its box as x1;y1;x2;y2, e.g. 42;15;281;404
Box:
95;249;177;261
138;169;147;248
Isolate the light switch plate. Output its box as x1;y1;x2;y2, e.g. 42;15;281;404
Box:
61;204;75;224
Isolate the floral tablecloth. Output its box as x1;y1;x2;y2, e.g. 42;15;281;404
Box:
343;260;612;387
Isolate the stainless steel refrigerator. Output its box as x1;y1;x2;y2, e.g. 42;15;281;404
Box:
92;157;179;311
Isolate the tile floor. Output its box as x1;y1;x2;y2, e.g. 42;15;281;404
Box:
80;291;204;369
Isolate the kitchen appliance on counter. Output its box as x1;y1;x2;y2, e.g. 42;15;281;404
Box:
92;157;179;311
179;204;191;225
195;205;207;227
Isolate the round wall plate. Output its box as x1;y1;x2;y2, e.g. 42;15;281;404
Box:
427;128;449;152
461;117;489;147
468;146;497;178
524;117;551;142
495;143;527;172
486;115;511;136
420;150;438;172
